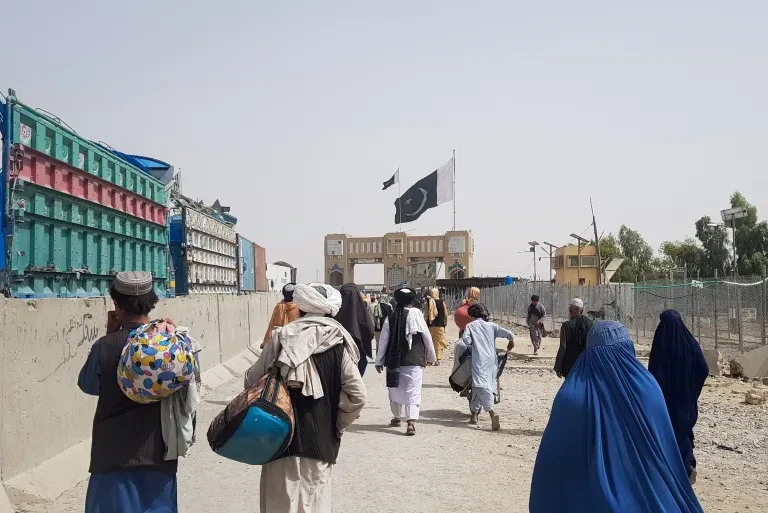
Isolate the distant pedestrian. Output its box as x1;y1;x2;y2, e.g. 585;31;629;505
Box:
530;321;704;513
376;287;436;435
374;293;393;332
77;271;182;513
526;294;546;355
262;283;300;348
554;298;593;378
649;309;709;484
246;283;366;512
455;287;481;337
461;303;514;430
335;283;376;377
425;288;449;365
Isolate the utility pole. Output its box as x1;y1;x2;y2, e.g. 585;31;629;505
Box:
590;198;602;284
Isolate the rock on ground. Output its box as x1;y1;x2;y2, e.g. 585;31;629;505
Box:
731;345;768;379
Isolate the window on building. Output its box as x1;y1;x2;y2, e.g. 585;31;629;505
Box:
387;238;404;255
568;256;580;267
580;255;598;267
554;255;565;268
427;240;432;253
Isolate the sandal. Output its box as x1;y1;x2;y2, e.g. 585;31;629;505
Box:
390;418;402;427
491;413;501;432
406;421;416;436
469;413;479;425
433;360;441;367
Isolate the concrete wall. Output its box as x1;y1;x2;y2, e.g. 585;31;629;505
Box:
0;292;279;497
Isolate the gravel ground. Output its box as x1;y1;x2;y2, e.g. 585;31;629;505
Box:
38;324;768;513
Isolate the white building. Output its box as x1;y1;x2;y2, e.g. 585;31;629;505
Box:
267;263;293;291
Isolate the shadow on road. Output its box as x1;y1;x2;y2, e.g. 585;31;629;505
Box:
346;423;404;436
498;427;544;437
419;408;470;420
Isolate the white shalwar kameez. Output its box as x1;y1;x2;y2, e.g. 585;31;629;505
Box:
375;308;436;421
462;319;513;413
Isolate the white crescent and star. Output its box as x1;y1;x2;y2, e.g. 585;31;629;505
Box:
405;188;428;217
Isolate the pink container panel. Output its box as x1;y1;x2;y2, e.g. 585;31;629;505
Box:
16;146;167;226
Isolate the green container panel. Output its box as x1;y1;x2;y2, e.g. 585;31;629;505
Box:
10;101;165;205
8;184;168;298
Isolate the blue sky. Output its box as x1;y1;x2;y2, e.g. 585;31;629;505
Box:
4;1;767;282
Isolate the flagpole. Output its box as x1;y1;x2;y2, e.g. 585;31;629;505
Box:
398;168;402;230
452;149;456;231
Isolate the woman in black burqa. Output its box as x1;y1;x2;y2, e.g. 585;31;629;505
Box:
335;283;376;376
648;309;709;483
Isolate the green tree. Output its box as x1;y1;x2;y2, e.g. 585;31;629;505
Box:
730;191;768;275
599;226;656;282
617;225;655;281
659;238;705;277
694;215;730;276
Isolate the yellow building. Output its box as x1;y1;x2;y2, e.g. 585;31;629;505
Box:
553;243;601;285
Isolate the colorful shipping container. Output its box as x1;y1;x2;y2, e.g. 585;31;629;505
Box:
0;90;170;297
1;90;271;298
237;235;256;292
170;208;238;295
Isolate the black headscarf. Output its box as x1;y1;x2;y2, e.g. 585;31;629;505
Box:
554;314;594;378
334;283;375;358
282;283;296;302
384;287;416;388
467;302;490;321
648;309;709;477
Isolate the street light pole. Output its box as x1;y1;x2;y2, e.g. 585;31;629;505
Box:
542;241;559;332
528;241;540;285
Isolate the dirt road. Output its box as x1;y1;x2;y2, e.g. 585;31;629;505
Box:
41;324;768;513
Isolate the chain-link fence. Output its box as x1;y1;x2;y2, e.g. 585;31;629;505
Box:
447;277;768;361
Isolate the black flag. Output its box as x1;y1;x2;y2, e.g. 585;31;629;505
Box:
382;168;399;190
394;158;453;224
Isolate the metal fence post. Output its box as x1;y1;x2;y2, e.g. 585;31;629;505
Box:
690;286;695;334
643;288;648;338
762;274;767;346
696;285;701;340
713;281;718;351
726;283;732;341
737;285;744;353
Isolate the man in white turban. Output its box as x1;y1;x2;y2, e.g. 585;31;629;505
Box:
292;283;343;316
554;298;594;379
244;283;366;513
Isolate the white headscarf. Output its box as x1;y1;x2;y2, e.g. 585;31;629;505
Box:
293;283;343;316
570;298;584;309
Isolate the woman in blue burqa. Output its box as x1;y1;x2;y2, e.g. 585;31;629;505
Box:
530;321;703;513
648;309;709;483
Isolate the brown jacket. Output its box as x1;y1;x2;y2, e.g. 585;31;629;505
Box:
262;301;301;347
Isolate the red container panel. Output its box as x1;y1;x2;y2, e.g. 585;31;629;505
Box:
254;243;268;291
15;145;167;226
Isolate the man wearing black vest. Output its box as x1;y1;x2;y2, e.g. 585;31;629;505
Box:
245;283;366;512
77;271;179;513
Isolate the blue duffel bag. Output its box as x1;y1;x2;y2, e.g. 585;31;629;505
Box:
207;365;295;465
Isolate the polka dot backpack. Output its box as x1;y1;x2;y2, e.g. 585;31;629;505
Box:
117;319;198;404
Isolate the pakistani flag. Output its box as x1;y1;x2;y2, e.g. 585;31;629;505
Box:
394;157;454;224
382;168;399;190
